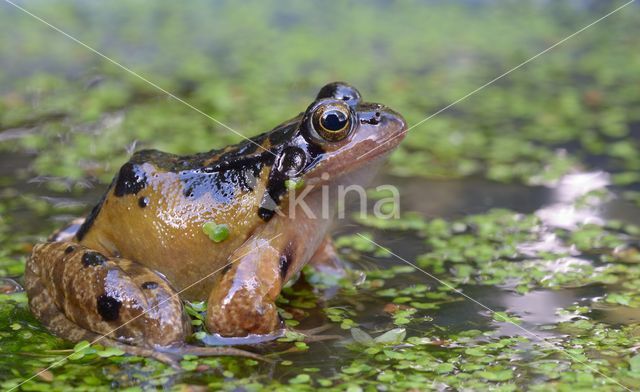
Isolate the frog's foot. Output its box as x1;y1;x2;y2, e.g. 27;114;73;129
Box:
308;236;347;277
25;241;191;349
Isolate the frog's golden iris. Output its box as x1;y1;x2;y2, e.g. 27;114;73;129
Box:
25;82;406;362
310;100;353;142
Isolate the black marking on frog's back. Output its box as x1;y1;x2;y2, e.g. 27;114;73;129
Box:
180;153;273;203
78;114;324;233
96;294;122;321
114;162;148;197
222;131;269;158
138;196;149;208
125;142;276;204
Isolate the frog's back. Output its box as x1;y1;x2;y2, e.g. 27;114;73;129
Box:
75;147;273;299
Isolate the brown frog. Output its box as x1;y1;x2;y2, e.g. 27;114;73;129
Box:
25;82;406;361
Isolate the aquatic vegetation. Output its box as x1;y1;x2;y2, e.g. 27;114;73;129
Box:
1;1;639;186
1;0;640;390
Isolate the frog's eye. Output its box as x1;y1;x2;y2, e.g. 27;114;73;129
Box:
311;101;353;142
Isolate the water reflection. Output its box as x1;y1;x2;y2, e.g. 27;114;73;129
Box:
535;171;610;229
368;171;638;340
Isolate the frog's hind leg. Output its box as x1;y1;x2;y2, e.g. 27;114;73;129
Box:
25;255;181;366
26;241;264;366
25;241;190;349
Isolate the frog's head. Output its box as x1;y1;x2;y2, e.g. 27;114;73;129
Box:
259;82;406;220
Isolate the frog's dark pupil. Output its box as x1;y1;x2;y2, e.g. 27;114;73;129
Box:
321;111;347;131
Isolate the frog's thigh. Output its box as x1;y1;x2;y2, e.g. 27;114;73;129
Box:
309;236;347;277
25;241;190;347
206;237;284;337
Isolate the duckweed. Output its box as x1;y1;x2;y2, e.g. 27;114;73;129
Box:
202;221;230;243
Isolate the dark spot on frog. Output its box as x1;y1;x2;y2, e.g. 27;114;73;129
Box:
258;136;323;222
278;146;307;177
96;294;122;321
82;251;107;267
114;162;147;197
64;246;75;254
360;111;381;125
138;196;149;208
278;254;292;280
141;281;158;290
221;264;232;275
279;244;294;279
258;206;275;221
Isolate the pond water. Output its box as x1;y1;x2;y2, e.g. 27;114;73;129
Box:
1;1;640;391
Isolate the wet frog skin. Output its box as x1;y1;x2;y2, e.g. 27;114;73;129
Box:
25;82;406;355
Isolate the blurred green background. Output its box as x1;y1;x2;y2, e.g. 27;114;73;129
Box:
1;0;638;186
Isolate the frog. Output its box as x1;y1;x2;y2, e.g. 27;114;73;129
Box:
25;82;406;362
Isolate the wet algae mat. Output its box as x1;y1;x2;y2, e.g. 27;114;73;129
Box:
1;1;640;390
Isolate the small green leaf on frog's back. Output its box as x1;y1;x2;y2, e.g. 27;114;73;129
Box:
202;221;230;243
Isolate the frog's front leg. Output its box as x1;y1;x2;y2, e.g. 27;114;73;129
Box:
26;241;191;348
206;231;288;336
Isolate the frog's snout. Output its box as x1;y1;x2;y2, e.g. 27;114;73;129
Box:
357;103;406;133
380;106;407;136
359;103;407;148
